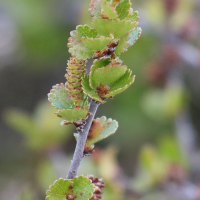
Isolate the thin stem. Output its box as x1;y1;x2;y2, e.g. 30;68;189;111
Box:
66;100;100;179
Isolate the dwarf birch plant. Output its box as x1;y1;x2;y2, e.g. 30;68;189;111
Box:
47;0;141;199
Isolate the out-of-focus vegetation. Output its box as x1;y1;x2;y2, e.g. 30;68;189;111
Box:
1;0;200;199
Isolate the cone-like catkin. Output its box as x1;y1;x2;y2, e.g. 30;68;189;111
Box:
88;175;105;200
66;57;86;107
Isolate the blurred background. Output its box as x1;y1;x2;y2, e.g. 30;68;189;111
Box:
0;0;200;199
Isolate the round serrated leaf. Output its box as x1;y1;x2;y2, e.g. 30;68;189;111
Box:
46;176;94;200
48;84;75;110
81;36;113;51
89;58;111;89
87;119;104;143
82;76;106;103
116;0;131;20
56;108;88;122
92;65;127;85
72;176;94;200
89;116;118;144
102;0;118;19
68;42;95;60
76;25;97;38
46;178;73;200
91;19;138;38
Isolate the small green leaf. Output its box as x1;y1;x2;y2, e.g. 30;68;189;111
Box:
89;58;111;89
101;0;118;19
76;25;97;38
92;64;127;85
68;39;94;60
56;108;88;123
115;32;129;55
91;19;138;38
116;0;131;20
81;36;113;51
87;119;104;142
126;11;139;21
88;116;118;145
82;76;106;103
105;70;135;97
68;25;97;59
46;176;94;200
46;178;73;200
48;84;75;110
125;27;142;50
88;0;102;19
72;176;94;200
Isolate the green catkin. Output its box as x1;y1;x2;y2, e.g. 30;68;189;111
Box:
66;57;86;107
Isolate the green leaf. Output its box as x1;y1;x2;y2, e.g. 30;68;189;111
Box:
68;25;97;59
72;176;94;200
56;108;88;123
46;176;94;200
105;69;135;97
76;25;97;38
114;32;129;55
116;0;131;20
88;0;102;19
125;27;142;50
91;19;138;38
88;116;118;145
48;84;75;110
46;178;73;200
82;76;106;103
101;0;118;19
81;35;113;51
126;11;139;21
92;64;127;85
89;58;111;89
87;119;104;143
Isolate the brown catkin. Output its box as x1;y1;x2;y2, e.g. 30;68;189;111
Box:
88;175;105;200
66;57;86;107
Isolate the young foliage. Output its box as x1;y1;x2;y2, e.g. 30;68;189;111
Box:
75;116;118;152
47;0;142;198
46;176;94;200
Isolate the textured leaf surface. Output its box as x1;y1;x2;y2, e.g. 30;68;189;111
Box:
93;65;127;85
91;19;138;38
46;178;72;200
46;176;94;200
116;0;131;20
88;0;102;19
82;76;106;103
68;25;97;59
126;11;139;21
48;84;75;110
81;36;113;51
115;32;129;55
105;70;135;97
56;109;88;122
89;58;111;89
76;25;97;38
102;0;118;19
87;119;104;143
90;116;118;144
125;27;142;50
